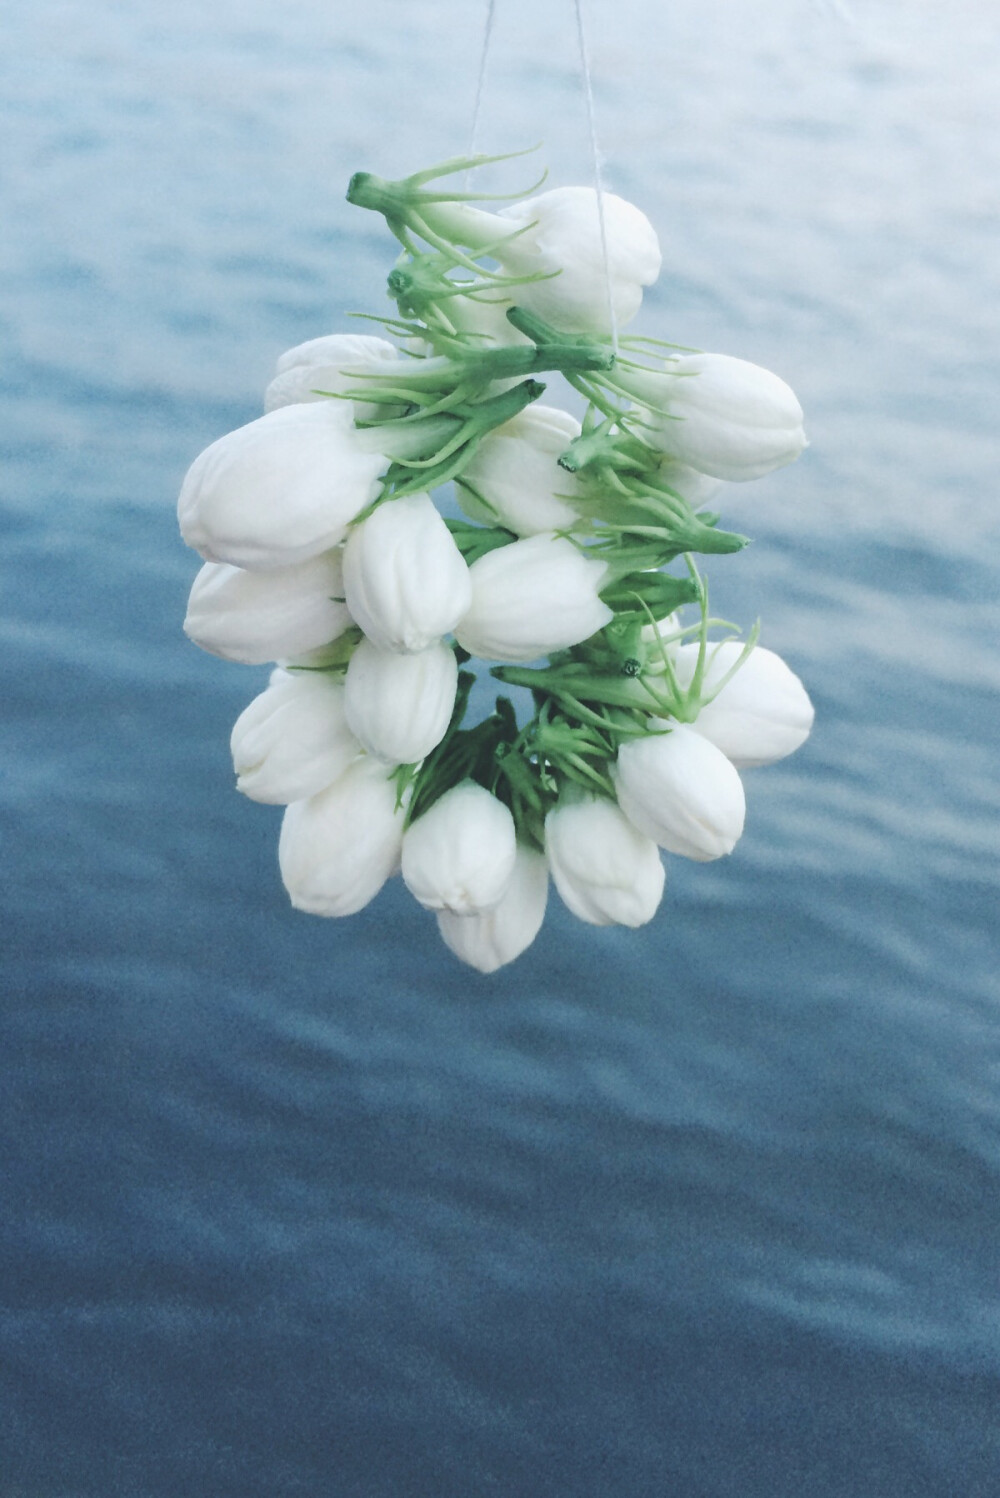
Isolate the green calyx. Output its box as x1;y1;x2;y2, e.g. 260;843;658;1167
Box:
358;378;545;503
345;317;613;415
443;519;517;564
347;149;547;265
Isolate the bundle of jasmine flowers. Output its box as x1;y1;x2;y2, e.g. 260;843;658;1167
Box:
179;152;813;973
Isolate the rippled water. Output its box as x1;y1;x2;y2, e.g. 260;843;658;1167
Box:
2;1;999;1493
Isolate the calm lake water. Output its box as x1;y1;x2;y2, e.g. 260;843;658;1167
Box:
2;1;999;1493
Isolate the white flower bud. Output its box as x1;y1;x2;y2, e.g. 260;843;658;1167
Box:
183;552;351;665
230;668;360;804
343;493;471;653
454;534;612;663
278;756;406;918
458;405;584;536
613;722;746;861
344;637;457;765
402;781;517;915
264;333;399;420
625;353;806;482
178;401;385;570
545;793;665;927
496;187;661;336
673;642;814;768
437;844;549;973
656;459;725;510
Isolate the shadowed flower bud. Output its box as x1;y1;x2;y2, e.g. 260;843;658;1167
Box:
402;781;517;915
343;493;472;652
264;333;399;419
623;352;806;482
278;756;406;918
178;401;385;570
437;844;549;973
230;668;360;804
183;552;352;665
545;793;665;927
655;459;726;510
344;637;457;765
444;290;533;350
613;722;746;861
497;187;661;335
674;642;815;768
458;405;584;536
455;534;612;663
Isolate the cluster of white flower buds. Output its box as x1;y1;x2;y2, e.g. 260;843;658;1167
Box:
178;151;813;973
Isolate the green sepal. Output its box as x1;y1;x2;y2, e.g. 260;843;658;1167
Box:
443;519;517;564
494;662;669;717
598;570;700;616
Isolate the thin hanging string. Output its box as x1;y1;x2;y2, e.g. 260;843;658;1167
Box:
463;0;619;352
464;0;498;186
573;0;619;353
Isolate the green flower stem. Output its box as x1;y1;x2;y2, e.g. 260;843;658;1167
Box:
597;570;700;615
359;379;544;465
350;336;613;403
492;744;549;850
591;516;748;566
388;254;550;318
443;519;517;564
359;348;539;391
556;421;623;474
347;169;520;257
494;663;674;717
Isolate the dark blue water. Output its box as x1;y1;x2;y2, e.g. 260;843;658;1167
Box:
3;2;999;1493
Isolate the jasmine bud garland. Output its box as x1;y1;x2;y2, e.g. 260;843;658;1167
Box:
177;150;814;972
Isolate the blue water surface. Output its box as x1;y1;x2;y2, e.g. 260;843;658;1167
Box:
2;1;999;1494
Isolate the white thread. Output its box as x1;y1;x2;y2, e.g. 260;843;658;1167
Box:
465;0;498;186
573;0;619;353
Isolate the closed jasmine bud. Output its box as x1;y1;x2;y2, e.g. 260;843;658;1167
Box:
545;792;665;927
230;668;360;805
183;552;352;665
343;493;471;653
621;353;806;481
455;533;613;663
458;405;585;536
613;722;746;861
437;844;549;973
673;642;814;767
344;637;457;765
178;401;386;570
278;756;406;918
402;781;517;915
496;187;661;335
349;168;660;336
264;333;399;419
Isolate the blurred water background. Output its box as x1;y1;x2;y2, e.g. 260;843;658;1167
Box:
2;0;999;1493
